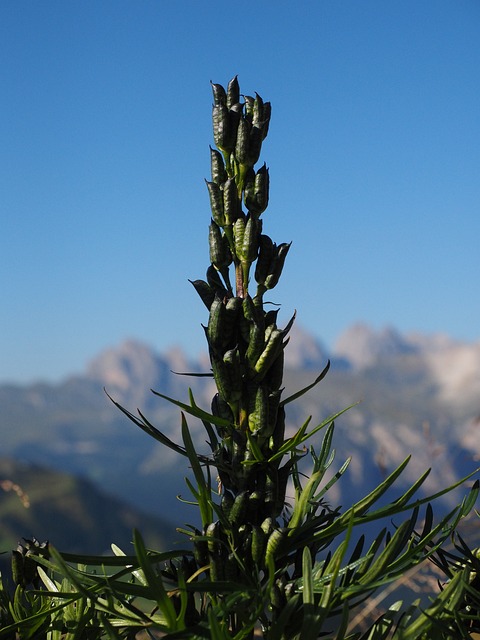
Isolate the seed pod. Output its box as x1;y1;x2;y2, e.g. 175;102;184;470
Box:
226;76;240;109
228;490;249;526
225;551;239;582
221;489;235;521
211;350;241;405
209;220;231;270
248;384;269;434
244;95;255;122
265;527;288;565
210;146;227;185
264;242;291;290
242;215;261;264
248;124;264;167
252;93;264;128
206;180;225;226
228;103;242;144
264;309;279;327
254;329;284;379
261;102;271;140
207;295;227;351
266;390;282;435
234;117;251;167
260;517;275;537
222;347;242;394
223;177;240;225
192;528;209;568
242;294;259;323
247;490;264;524
189;279;215;310
206;521;225;581
255;235;274;285
246;321;265;369
206;265;229;298
266;349;284;392
270;577;287;611
251;525;267;565
212;103;234;154
244;164;269;216
269;406;286;453
211;82;227;106
233;216;246;259
211;393;234;423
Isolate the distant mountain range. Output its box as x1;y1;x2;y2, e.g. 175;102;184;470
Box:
1;323;479;545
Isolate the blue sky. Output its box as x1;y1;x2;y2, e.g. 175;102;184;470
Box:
2;1;480;383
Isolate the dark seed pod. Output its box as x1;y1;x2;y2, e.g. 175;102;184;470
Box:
242;215;261;264
244;95;255;122
221;489;235;521
210;146;228;185
265;528;288;565
207;295;227;351
234;117;251;167
264;242;291;290
211;392;234;424
261;102;272;140
189;279;215;310
193;528;209;568
223;177;240;225
228;490;249;526
244;163;269;216
251;525;267;565
246;321;265;369
255;235;274;285
206;179;225;226
233;216;246;259
206;265;229;298
211;82;227;106
226;76;240;109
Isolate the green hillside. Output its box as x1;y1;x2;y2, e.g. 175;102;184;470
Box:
0;457;177;556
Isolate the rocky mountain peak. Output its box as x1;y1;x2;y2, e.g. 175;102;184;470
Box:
333;323;417;369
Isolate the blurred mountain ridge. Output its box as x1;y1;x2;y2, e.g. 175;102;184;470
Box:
1;322;479;529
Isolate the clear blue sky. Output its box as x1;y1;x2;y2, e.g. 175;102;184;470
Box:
2;1;480;383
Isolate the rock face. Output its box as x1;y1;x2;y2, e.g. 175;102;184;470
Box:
1;323;479;526
333;323;418;369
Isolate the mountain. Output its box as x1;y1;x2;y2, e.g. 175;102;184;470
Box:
1;326;479;532
0;457;176;555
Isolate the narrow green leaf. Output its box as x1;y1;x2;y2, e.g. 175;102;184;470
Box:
280;360;330;407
